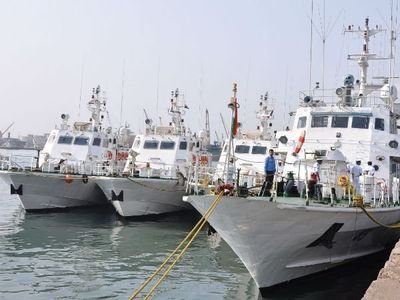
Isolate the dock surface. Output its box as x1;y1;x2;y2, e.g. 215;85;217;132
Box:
363;240;400;300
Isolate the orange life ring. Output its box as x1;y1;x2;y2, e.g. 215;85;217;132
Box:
65;174;73;184
338;175;349;187
117;152;123;160
293;130;306;154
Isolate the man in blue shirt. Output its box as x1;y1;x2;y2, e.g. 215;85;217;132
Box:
264;149;276;193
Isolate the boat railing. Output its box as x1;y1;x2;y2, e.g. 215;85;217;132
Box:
0;153;37;171
186;164;217;195
130;159;189;179
298;89;391;109
40;158;126;176
186;156;266;194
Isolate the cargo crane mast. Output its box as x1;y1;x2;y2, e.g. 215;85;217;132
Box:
143;109;154;134
219;113;228;137
0;122;15;138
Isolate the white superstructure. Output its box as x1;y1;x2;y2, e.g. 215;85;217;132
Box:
96;89;210;217
214;85;283;188
185;18;400;293
275;17;400;203
0;86;132;211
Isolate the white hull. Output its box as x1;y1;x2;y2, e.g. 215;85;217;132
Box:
0;172;108;211
96;177;191;217
185;195;400;289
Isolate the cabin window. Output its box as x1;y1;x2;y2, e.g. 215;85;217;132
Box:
57;136;73;144
143;140;159;149
92;137;101;146
251;146;267;155
102;139;109;148
297;117;307;128
314;150;327;157
160;141;175;150
375;118;385;131
311;116;328;128
179;141;187;150
332;116;349;128
74;137;89;145
352;116;369;129
47;134;56;144
235;145;250;154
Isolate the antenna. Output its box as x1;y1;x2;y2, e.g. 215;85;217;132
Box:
313;2;342;94
389;0;398;110
78;58;85;119
205;109;210;146
308;0;314;92
120;58;126;128
156;57;160;124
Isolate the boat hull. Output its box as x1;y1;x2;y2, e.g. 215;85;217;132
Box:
96;177;191;217
0;171;108;211
184;195;400;289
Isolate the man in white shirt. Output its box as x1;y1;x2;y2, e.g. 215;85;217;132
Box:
351;160;363;194
364;161;375;176
312;159;322;182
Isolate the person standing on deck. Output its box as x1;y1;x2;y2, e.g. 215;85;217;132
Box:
308;159;322;198
364;161;375;176
264;149;276;192
351;160;363;194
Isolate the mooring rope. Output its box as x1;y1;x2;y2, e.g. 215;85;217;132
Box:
358;205;400;229
129;191;224;299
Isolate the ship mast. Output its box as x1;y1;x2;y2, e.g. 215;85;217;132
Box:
345;18;387;102
256;91;274;140
168;88;188;135
223;83;239;184
87;85;107;132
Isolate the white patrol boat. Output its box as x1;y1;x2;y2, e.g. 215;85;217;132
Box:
96;89;210;217
208;83;284;193
0;86;132;211
184;18;400;294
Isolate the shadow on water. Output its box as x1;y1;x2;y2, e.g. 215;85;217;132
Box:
116;209;201;223
259;248;392;300
0;197;395;300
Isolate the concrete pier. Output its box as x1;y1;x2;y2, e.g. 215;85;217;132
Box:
362;240;400;300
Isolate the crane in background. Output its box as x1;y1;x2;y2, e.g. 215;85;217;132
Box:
0;122;15;138
219;113;228;137
143;109;153;134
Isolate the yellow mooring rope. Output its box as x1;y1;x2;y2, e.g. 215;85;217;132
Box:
129;191;224;300
358;205;400;229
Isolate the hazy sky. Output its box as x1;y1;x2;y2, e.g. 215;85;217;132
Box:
0;0;398;141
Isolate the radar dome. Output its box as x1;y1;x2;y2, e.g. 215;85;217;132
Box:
304;96;312;103
344;74;354;86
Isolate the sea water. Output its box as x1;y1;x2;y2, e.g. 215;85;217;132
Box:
0;150;391;299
